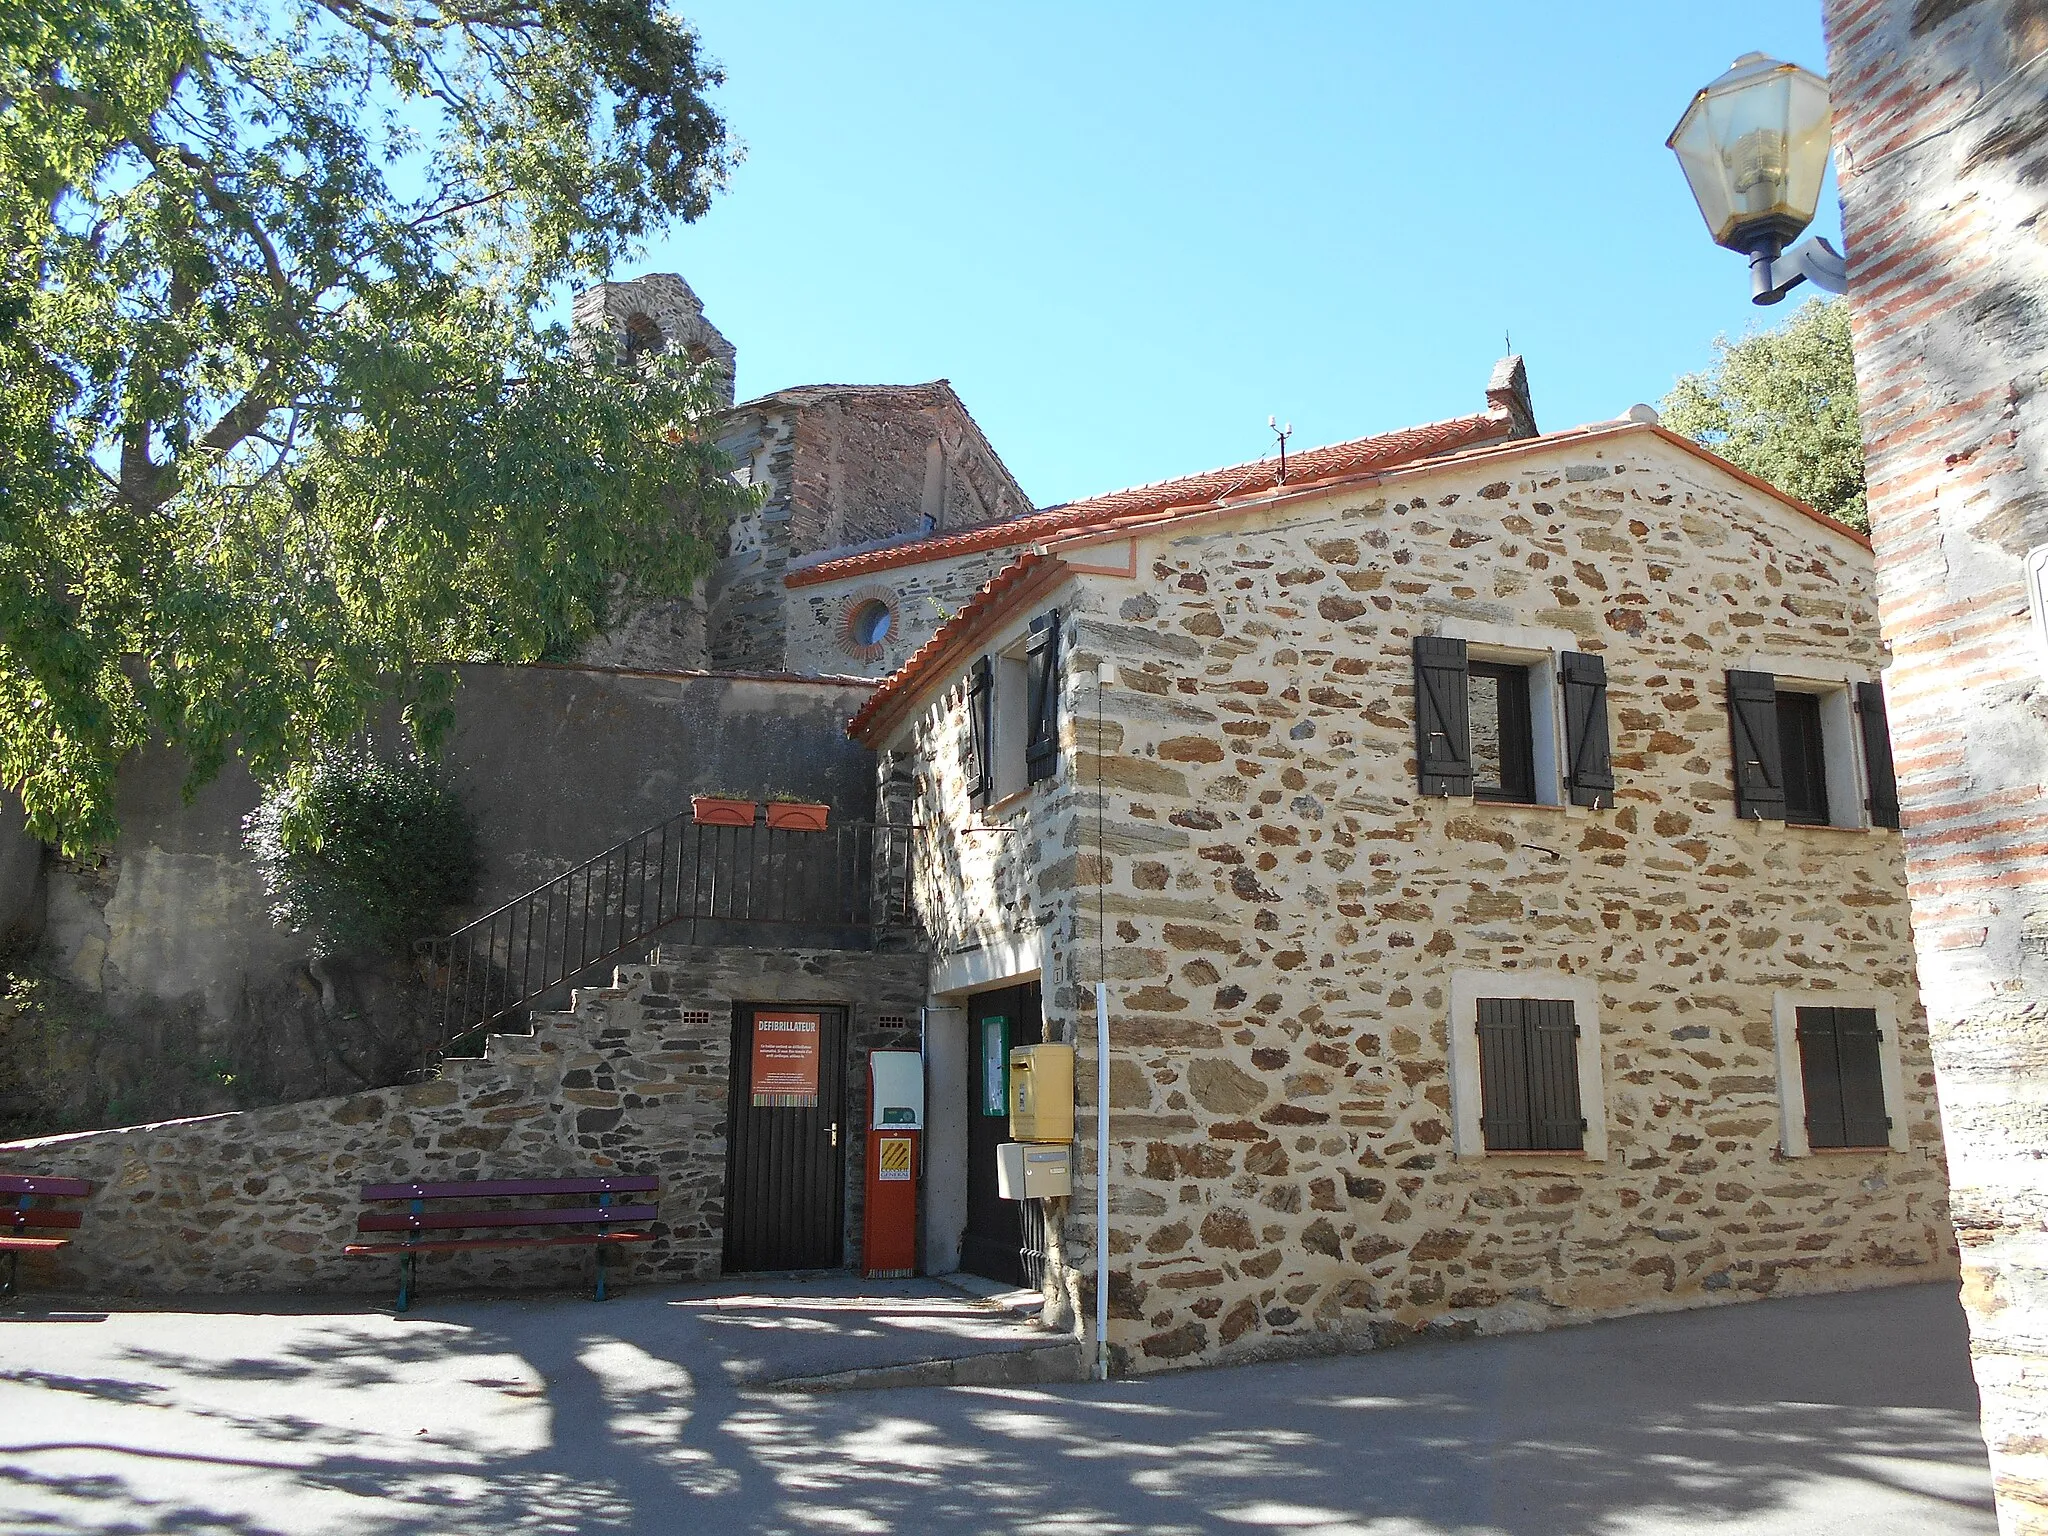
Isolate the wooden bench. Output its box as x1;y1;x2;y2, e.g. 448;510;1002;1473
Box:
2;1174;93;1299
345;1176;658;1311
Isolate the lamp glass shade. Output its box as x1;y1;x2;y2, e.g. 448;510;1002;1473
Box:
1668;53;1831;252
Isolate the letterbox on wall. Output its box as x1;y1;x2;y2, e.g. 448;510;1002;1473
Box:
997;1141;1072;1200
1008;1043;1073;1143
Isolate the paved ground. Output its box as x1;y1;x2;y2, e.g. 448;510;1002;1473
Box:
0;1278;1994;1535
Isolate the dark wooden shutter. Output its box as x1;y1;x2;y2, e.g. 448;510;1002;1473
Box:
1795;1007;1846;1148
1560;651;1614;808
1527;999;1586;1150
1797;1006;1890;1149
967;656;993;809
1476;998;1531;1150
1025;611;1061;784
1835;1008;1891;1147
1727;669;1785;822
1856;681;1902;831
1477;997;1585;1152
1414;636;1472;797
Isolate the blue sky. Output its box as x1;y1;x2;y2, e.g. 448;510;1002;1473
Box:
636;4;1840;508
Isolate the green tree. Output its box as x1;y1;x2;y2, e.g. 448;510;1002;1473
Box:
1;0;755;853
1662;297;1869;533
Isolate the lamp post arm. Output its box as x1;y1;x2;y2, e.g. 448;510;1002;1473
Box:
1752;236;1847;304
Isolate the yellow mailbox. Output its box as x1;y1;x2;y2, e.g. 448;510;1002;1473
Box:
1008;1042;1074;1143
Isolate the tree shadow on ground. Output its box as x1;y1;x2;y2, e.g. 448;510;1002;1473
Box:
0;1281;1997;1535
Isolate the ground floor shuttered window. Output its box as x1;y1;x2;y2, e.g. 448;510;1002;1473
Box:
1476;997;1584;1151
1795;1006;1890;1149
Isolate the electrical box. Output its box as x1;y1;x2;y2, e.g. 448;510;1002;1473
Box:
868;1048;923;1130
862;1050;923;1277
997;1141;1072;1200
1008;1042;1074;1143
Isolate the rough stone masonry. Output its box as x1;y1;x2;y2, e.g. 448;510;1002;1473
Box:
865;423;1958;1373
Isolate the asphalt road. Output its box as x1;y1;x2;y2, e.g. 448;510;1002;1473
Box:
0;1278;1995;1535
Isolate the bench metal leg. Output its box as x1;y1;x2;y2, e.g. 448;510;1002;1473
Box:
2;1250;15;1302
595;1242;608;1303
396;1250;416;1314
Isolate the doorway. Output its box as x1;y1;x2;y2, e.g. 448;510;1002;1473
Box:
723;1004;848;1271
960;981;1042;1286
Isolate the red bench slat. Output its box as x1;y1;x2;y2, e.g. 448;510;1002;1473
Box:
356;1203;657;1234
0;1237;71;1253
344;1231;655;1257
0;1176;93;1198
359;1176;658;1201
6;1209;83;1231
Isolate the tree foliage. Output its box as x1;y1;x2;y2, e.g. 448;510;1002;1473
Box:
1;0;755;852
244;748;479;957
1662;297;1869;533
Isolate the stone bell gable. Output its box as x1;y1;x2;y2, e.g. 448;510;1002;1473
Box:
858;420;1953;1374
571;272;738;408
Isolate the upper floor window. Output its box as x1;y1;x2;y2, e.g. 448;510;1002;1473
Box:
1727;670;1900;830
968;610;1062;810
1413;635;1613;809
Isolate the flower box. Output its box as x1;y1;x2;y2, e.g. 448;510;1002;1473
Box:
692;795;757;827
765;801;829;832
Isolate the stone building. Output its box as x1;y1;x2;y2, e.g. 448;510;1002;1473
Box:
850;411;1954;1370
0;275;1956;1377
1819;4;2048;1526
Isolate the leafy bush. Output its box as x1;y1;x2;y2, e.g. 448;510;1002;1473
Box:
246;752;481;957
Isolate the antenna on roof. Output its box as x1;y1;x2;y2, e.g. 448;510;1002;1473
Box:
1269;415;1294;484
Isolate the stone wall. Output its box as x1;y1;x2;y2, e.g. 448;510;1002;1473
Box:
892;426;1956;1373
26;664;882;1127
707;384;1031;673
785;546;1025;681
0;944;926;1296
1822;4;2048;1528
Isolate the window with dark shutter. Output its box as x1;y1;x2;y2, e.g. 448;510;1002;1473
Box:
1414;636;1473;797
1469;662;1535;802
1856;681;1901;830
1777;691;1830;826
967;656;994;809
1560;651;1614;808
1726;669;1785;821
1476;997;1585;1152
1025;611;1061;784
1795;1006;1890;1149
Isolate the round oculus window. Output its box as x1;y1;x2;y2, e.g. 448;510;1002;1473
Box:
850;599;893;648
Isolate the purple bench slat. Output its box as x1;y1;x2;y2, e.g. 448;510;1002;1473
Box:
359;1176;658;1201
7;1209;82;1231
0;1176;93;1198
357;1203;659;1234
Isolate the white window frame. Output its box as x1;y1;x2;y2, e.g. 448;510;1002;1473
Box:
1735;656;1875;832
1771;990;1909;1156
1447;968;1608;1161
1436;619;1575;808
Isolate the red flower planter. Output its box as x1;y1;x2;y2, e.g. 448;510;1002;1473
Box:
765;801;829;832
692;796;757;827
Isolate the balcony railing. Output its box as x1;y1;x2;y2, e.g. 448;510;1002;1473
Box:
420;814;912;1060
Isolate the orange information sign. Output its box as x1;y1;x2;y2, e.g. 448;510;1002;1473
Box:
751;1010;822;1107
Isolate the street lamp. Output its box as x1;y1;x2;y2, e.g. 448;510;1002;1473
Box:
1669;52;1846;304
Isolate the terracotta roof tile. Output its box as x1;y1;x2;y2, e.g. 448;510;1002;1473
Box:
789;408;1517;589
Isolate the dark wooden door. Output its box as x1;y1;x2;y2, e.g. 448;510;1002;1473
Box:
961;981;1042;1285
723;1004;847;1271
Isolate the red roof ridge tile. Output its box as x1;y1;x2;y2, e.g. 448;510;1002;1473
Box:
790;408;1515;590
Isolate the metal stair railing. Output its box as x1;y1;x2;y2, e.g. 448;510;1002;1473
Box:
420;814;911;1060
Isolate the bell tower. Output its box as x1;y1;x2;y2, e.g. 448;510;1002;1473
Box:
570;272;736;408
